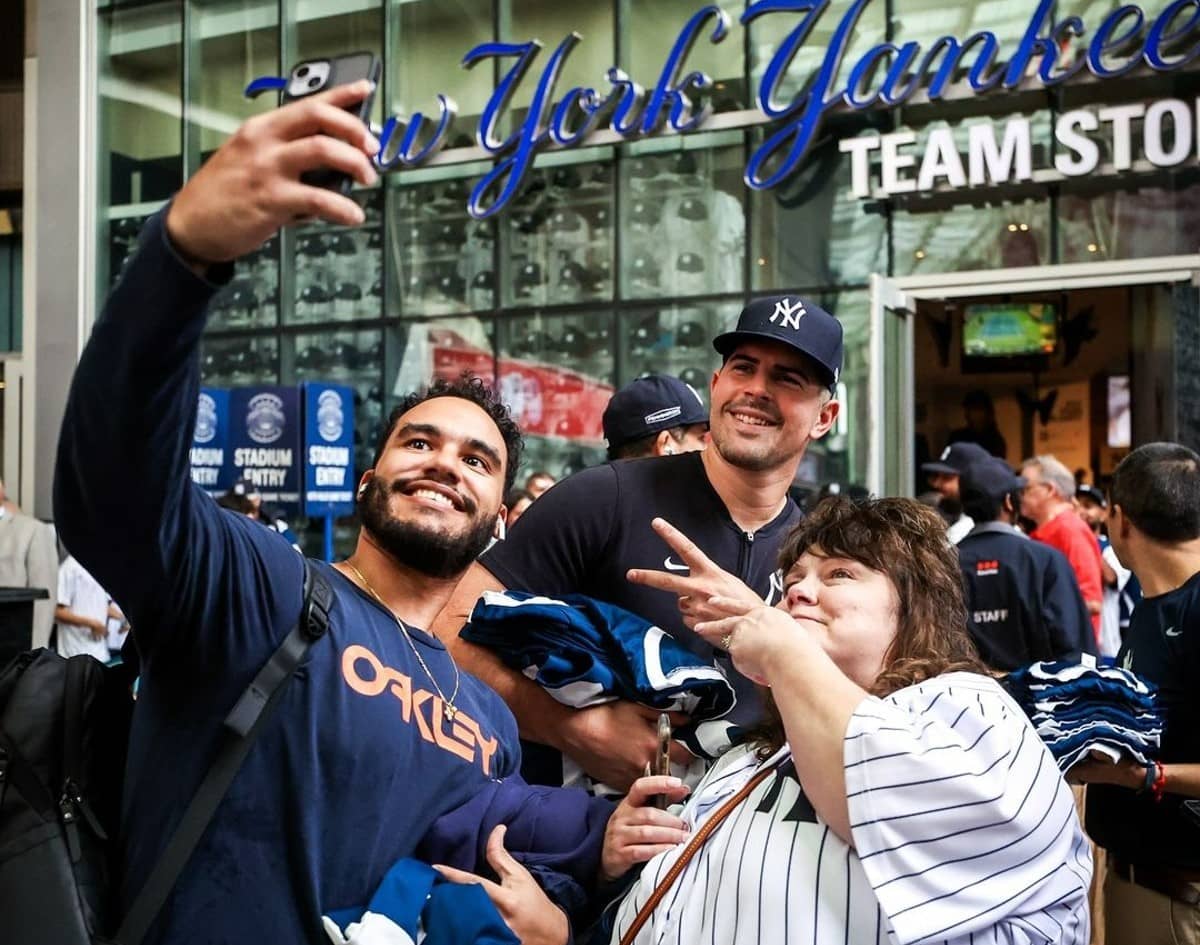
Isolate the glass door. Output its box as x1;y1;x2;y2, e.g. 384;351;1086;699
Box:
868;273;914;497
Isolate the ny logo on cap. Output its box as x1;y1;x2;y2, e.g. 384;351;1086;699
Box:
769;298;807;331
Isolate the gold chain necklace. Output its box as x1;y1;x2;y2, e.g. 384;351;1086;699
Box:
342;561;462;721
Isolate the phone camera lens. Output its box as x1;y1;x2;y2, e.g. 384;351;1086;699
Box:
297;66;309;78
308;77;321;89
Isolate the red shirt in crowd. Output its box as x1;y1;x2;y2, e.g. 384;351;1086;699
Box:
1031;508;1104;642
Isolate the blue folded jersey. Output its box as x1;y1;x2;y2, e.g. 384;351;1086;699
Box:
1003;660;1164;772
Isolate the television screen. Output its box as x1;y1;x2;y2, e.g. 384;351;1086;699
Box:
962;303;1058;358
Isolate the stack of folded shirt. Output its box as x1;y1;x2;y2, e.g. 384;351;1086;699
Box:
1003;660;1163;771
461;590;739;793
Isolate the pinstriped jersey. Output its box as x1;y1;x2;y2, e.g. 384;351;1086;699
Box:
609;673;1091;945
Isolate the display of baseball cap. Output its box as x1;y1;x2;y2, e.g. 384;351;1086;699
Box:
603;374;709;451
960;456;1026;504
922;441;993;476
712;295;844;388
1076;483;1107;507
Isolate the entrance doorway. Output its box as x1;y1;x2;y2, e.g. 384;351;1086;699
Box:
869;256;1200;497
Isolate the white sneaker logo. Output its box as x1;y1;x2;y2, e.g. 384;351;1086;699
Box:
1166;625;1182;638
769;298;807;331
663;557;689;572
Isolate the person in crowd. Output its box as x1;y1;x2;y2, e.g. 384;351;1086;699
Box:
503;488;535;529
956;456;1094;670
1019;455;1104;643
0;476;21;516
948;388;1008;459
590;497;1091;943
524;470;556;498
432;295;843;791
1077;483;1135;657
601;374;709;461
1074;443;1200;945
223;476;301;551
105;598;129;663
0;487;57;648
53;552;113;663
53;83;615;945
920;440;991;543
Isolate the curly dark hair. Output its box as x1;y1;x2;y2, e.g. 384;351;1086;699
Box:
372;375;525;495
752;496;988;756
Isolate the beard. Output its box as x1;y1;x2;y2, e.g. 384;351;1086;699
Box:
357;476;496;580
710;401;791;472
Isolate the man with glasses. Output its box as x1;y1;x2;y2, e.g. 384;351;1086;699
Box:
1018;455;1104;646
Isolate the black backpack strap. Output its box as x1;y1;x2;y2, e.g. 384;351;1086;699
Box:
114;558;333;945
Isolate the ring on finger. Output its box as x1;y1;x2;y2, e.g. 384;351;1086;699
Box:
720;633;733;650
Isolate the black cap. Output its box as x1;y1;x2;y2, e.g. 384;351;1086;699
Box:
1076;483;1107;508
603;375;709;451
960;456;1026;504
713;295;844;388
922;441;992;476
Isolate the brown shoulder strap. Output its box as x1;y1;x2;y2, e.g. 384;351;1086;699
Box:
618;758;781;945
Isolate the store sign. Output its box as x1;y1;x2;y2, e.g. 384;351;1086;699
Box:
190;387;233;494
841;97;1200;198
228;386;303;509
247;0;1200;217
302;382;356;517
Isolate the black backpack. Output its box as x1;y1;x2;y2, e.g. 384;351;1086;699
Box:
0;558;332;944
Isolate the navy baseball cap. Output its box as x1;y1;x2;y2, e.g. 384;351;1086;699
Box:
1076;483;1107;507
922;441;992;476
960;456;1026;503
712;295;844;388
603;375;709;451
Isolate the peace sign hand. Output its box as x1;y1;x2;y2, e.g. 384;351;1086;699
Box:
627;518;765;632
434;825;569;945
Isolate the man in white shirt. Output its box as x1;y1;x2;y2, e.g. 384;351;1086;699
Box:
54;554;112;662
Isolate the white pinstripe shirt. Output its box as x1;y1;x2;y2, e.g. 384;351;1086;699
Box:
608;673;1091;945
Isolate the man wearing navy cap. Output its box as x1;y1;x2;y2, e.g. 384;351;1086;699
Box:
956;455;1094;671
602;374;709;461
922;441;992;543
433;295;841;790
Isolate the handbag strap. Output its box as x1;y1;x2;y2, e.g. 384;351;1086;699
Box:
618;757;782;945
114;558;333;945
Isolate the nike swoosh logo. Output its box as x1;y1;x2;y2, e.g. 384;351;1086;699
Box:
1166;626;1182;637
663;557;690;572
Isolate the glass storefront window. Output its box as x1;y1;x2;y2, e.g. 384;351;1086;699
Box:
391;175;497;317
616;301;736;393
1060;182;1200;263
99;3;183;209
497;312;613;478
499;158;615;308
287;1;385;130
186;0;279;177
807;288;868;492
620;141;745;299
389;0;493;131
200;336;280;387
751;133;886;291
289;190;384;325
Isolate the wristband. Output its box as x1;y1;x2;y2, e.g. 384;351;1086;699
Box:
1139;761;1158;795
1151;762;1168;802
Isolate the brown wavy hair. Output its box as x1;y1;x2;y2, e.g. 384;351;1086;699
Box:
752;496;988;756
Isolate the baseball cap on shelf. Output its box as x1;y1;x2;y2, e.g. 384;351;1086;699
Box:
921;441;992;477
712;295;844;389
603;374;709;452
960;456;1026;504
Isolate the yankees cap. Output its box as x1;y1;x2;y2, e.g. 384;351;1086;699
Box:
922;441;992;476
713;295;844;388
603;374;709;451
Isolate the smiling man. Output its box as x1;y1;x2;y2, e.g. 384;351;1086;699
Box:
52;84;612;945
431;295;842;790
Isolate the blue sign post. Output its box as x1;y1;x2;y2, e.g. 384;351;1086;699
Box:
227;385;303;511
302;382;357;561
190;387;233;496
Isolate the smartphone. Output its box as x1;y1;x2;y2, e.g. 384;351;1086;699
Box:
282;52;381;196
653;712;672;809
